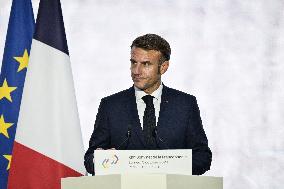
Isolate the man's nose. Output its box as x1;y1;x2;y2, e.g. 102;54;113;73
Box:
132;64;142;74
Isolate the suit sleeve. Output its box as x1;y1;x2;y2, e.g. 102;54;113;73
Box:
84;98;111;174
186;96;212;175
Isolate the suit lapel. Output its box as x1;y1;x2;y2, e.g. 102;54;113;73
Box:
125;87;146;147
157;86;171;129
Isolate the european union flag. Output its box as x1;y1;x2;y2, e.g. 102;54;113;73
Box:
0;0;34;188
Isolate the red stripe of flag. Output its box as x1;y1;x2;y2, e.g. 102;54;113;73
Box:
8;142;82;189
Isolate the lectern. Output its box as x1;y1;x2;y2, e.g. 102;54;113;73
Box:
61;174;223;189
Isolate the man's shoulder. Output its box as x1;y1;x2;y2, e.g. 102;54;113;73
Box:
164;86;196;100
101;87;133;103
163;86;199;110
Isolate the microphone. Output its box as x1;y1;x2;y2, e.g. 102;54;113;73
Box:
152;128;169;149
117;125;132;150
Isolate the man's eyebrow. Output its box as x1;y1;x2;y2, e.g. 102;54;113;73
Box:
130;59;151;64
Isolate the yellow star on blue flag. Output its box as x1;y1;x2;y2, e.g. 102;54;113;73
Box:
3;155;12;170
13;49;29;72
0;79;17;102
0;115;14;138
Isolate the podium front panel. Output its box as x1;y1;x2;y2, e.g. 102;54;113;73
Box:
62;175;121;189
62;174;223;189
167;175;223;189
121;174;166;189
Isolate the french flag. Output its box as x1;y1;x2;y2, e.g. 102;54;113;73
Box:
7;0;85;188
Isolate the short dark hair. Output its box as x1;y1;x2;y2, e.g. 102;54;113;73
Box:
131;34;171;62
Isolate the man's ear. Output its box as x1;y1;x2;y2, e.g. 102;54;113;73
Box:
160;61;169;75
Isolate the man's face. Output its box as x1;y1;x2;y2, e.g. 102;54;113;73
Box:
130;47;169;94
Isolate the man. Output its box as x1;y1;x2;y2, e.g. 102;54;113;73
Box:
84;34;212;175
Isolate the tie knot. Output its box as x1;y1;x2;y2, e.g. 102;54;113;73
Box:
142;95;154;105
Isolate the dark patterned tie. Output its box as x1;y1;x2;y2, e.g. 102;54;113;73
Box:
142;95;156;149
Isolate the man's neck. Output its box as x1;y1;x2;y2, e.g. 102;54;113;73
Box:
134;83;163;101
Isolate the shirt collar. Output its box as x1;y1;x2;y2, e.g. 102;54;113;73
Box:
134;83;163;101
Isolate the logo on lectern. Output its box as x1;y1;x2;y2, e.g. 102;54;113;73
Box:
102;154;119;168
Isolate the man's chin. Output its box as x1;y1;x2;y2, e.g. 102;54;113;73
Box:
133;83;145;91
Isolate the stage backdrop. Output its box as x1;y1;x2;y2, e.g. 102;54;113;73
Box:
1;0;283;188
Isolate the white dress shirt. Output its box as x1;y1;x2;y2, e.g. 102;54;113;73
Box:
134;84;163;129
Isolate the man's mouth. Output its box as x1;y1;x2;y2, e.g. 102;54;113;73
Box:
132;76;144;81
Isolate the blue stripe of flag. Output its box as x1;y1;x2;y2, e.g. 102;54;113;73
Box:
34;0;69;55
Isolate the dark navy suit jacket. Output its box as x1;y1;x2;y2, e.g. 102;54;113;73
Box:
84;85;212;175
